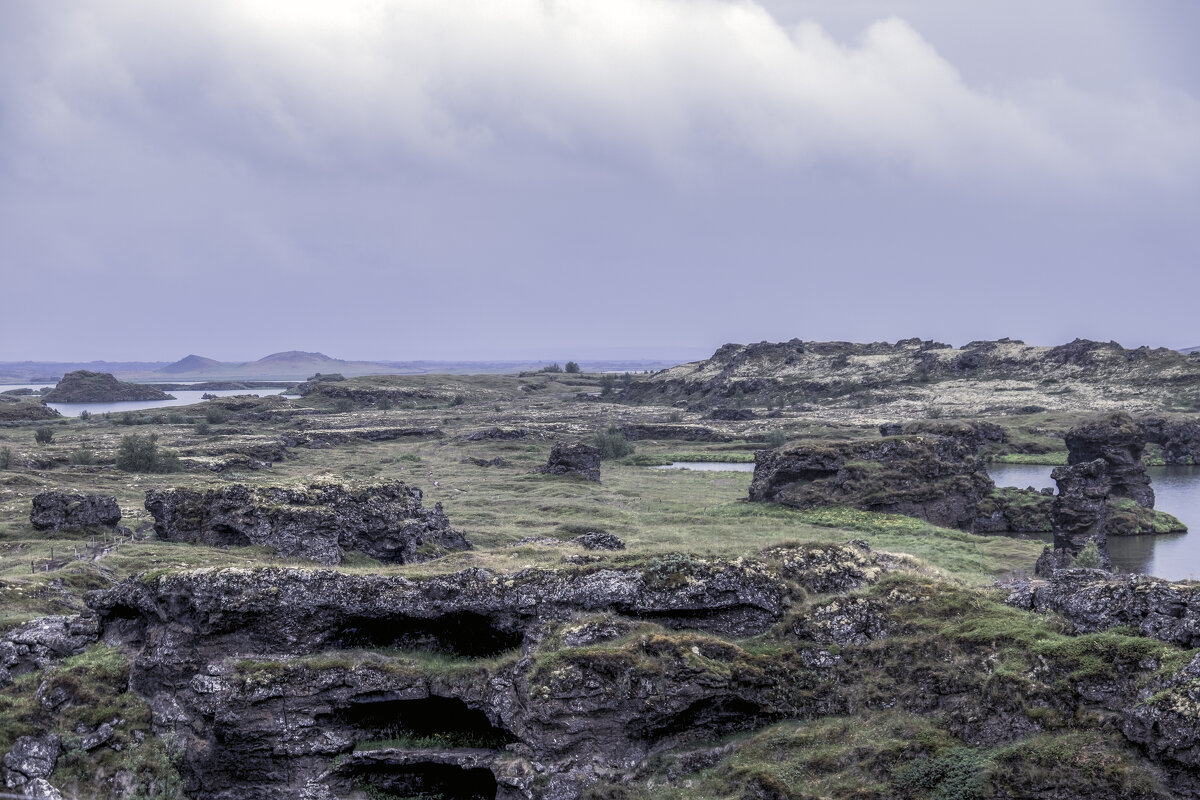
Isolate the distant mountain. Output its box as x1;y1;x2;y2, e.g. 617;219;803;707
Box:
253;351;342;367
158;354;224;374
1183;346;1200;354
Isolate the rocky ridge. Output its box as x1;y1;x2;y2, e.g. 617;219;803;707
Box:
42;371;172;403
144;482;470;565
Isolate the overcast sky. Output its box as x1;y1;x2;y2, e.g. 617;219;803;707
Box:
3;1;1198;362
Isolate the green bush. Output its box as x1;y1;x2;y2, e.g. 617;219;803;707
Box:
34;427;54;444
194;421;211;435
204;406;229;424
541;363;562;373
592;426;634;459
565;361;581;373
115;434;181;473
68;446;96;466
78;409;91;421
0;447;12;470
449;394;465;407
1072;541;1103;569
762;430;788;448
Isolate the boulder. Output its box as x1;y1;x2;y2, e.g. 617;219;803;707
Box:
749;435;994;530
539;442;601;482
144;482;470;565
0;615;100;686
30;492;121;531
1049;459;1114;564
2;735;60;789
571;532;625;551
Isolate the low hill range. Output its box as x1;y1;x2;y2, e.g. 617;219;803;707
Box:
624;337;1200;419
0;351;686;383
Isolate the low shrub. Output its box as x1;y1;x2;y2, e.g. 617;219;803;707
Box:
592;426;635;459
34;427;54;444
115;433;181;473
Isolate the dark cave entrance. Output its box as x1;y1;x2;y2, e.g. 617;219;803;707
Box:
638;696;769;742
336;695;516;749
331;612;522;658
351;762;498;800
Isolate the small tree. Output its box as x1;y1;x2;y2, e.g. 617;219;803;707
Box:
564;361;581;374
1072;541;1103;569
541;363;563;373
0;447;12;469
116;433;181;473
592;426;634;460
34;427;53;444
600;375;616;396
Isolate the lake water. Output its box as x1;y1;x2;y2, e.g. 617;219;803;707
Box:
651;462;756;472
987;462;1200;581
46;389;284;418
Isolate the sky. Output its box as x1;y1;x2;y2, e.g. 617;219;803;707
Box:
2;0;1198;362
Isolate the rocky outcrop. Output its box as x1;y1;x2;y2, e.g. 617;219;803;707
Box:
1140;417;1200;465
29;492;121;531
144;482;470;565
618;424;731;442
538;442;601;482
881;420;1006;451
464;427;528;441
87;557;797;799
1049;460;1114;565
1065;413;1154;508
0;615;99;686
281;427;443;448
572;531;625;551
971;486;1055;534
1007;569;1200;647
749;435;994;530
41;371;171;403
0;398;61;423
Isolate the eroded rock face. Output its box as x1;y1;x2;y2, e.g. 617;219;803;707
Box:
1065;413;1154;508
1007;569;1200;647
87;556;800;799
749;435;994;530
1140;417;1200;465
144;482;470;565
0;615;99;686
539;442;601;482
1050;459;1114;563
30;492;121;531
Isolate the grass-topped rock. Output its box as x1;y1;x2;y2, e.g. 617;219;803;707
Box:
41;371;172;403
144;481;470;565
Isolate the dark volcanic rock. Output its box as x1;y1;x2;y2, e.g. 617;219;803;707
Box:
1049;459;1114;564
749;435;994;530
86;558;794;799
710;408;755;421
464;427;528;441
619;424;730;442
0;615;99;686
572;531;625;551
1140;417;1200;465
2;734;60;789
1065;412;1154;507
144;482;470;565
29;492;121;531
42;371;171;403
539;442;601;482
0;398;61;423
1009;569;1200;647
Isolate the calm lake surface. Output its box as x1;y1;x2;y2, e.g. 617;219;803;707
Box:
987;462;1200;581
46;389;284;418
651;462;756;472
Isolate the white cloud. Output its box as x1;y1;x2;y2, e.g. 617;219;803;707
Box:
4;0;1199;185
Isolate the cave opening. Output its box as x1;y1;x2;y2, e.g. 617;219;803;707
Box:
352;762;497;800
332;612;522;658
638;695;768;742
337;695;516;750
